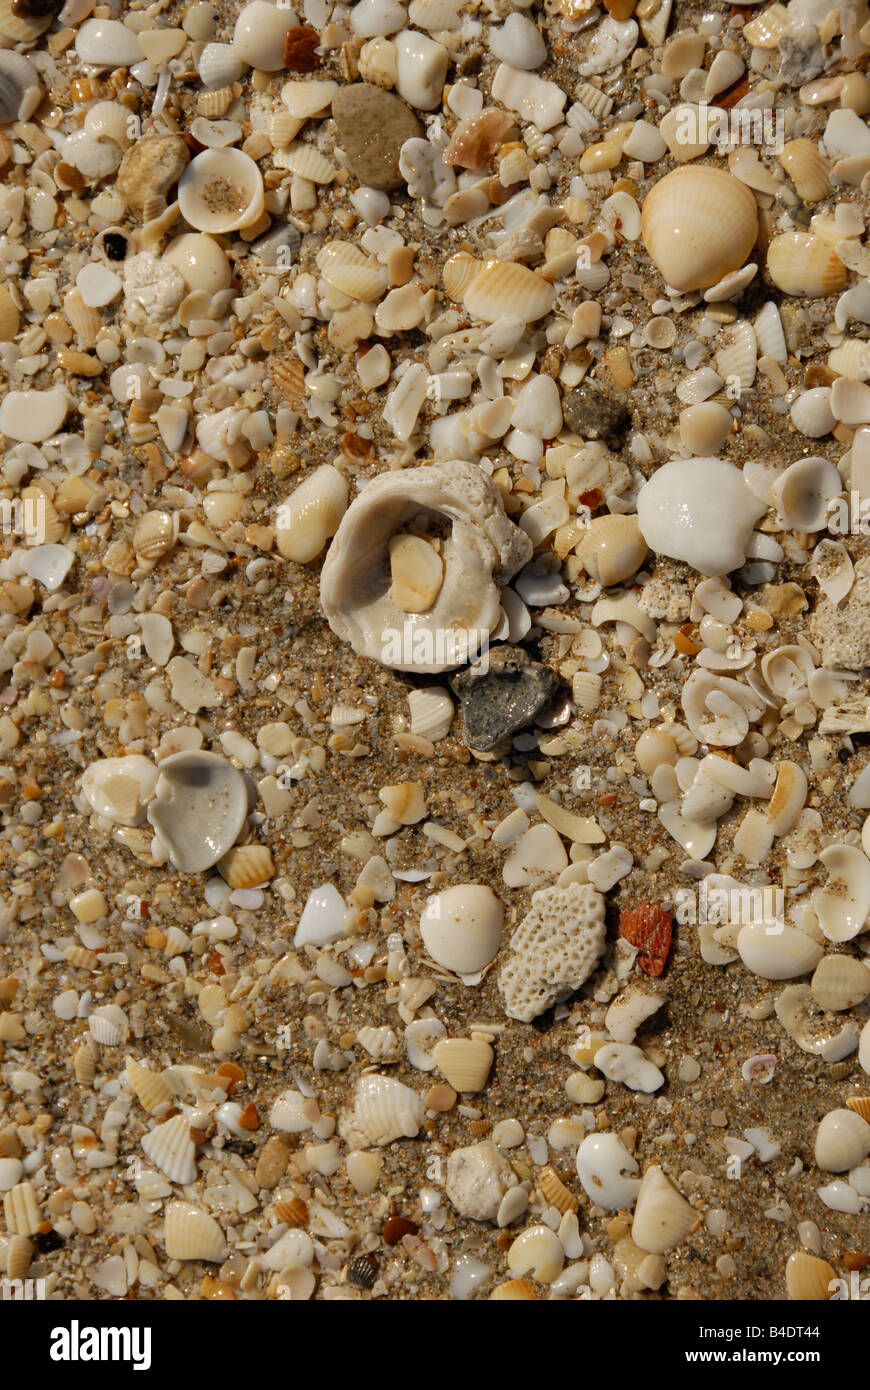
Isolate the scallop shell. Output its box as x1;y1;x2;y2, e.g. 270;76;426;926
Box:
218;843;274;889
814;1107;870;1172
537;1165;579;1215
631;1164;696;1255
142;1113;198;1186
778;139;831;204
442;251;481;302
790;386;834;439
277;143;337;184
814;844;870;942
572;670;602;712
269;1090;311;1133
431;1038;493;1093
811;955;870;1013
575;514;648;588
63;287;103;348
6;1234;33;1281
771;455;843;532
785;1250;837;1301
705;49;744;102
178;149;264;234
811;539;854;606
356;1026;400;1061
846;1096;870;1121
641;166;758;293
407;687;454;741
73;1037;98;1085
489;1278;539;1300
767;233;847;299
272;1196;308;1227
742;5;787;47
753;300;787;364
714;320;756;393
146;751;250;874
828;339;870;382
88;1004;128;1046
276;464;348;564
463;260;555;325
163;1200;227;1261
0;51;41;123
198;41;245;89
341;1073;425;1147
197;85;236;118
81;754;159;827
126;1055;173;1114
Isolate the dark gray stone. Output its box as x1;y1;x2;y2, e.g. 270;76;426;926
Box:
450;645;559;752
331;83;423;191
561;380;631;447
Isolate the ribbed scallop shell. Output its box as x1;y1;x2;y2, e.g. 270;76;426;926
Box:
0;283;20;341
408;686;454;740
164;1201;227;1262
785;1250;836;1301
811;538;854;606
321;259;386;302
829;339;870;381
6;1234;33;1281
772;455;843;531
790;386;834;438
631;1165;696;1254
767;233;847;299
84;100;132;147
704;49;744;102
846;1096;870;1121
490;1278;539;1300
197;85;236;118
0;0;53;41
269;1089;310;1133
126;1055;173;1114
88;1004;128;1046
276;143;337;183
197;42;243;89
408;0;462;28
178;149;264;234
218;843;275;889
778;138;831;204
537;1165;579;1215
344;1073;425;1146
576;514;648;587
163;926;191;957
811;955;870;1012
356;1025;400;1060
431;1038;493;1092
63;287;103;347
276;464;349;564
463;260;555;325
641;167;758;293
742;4;787;47
753;300;787;363
272;1196;308;1227
141;1113;198;1186
442;251;481;302
572;670;602;712
715;320;756;393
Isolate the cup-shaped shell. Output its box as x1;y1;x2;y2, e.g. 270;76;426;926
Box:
641;166;759;292
785;1250;837;1301
146;751;249;873
178;149;264;234
767;232;847;299
218;843;275;889
141;1113;198;1185
420;884;503;974
631;1164;696;1254
163;233;232;294
814;1107;870;1172
164;1201;227;1262
575;513;648;587
811;955;870;1012
463;259;555;324
126;1055;173;1114
276;464;349;564
771;455;843;532
637;457;766;576
507;1225;564;1284
814;844;870;942
775;983;859;1063
778;139;831;203
431;1037;494;1093
343;1073;425;1146
736;921;823;981
760;648;815;703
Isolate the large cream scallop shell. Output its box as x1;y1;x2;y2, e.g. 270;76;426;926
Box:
575;514;648;587
814;844;870;942
641;166;759;292
178;149;264;234
785;1250;837;1301
463;260;555;324
767;232;847;299
276;464;348;565
631;1165;697;1254
163;1201;227;1262
141;1113;198;1186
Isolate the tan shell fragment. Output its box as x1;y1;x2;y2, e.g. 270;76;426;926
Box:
811;955;870;1012
442;251;481;302
6;1234;33;1281
0;284;20;341
133;509;178;566
846;1096;870;1121
126;1055;173;1114
785;1250;837;1301
490;1278;539;1300
431;1038;494;1093
766;760;808;837
389;533;444;613
3;1181;40;1237
631;1165;697;1255
218;843;275;888
164;1201;227;1262
537;1165;579;1215
778;139;831;203
463;260;555;324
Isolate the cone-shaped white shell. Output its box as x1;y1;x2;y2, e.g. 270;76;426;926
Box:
641;166;758;292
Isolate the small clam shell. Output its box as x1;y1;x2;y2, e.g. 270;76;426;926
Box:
828;339;870;381
572;670;602;712
678;401;732;455
753;300;787;363
133;509;178;565
164;1201;227;1262
641;166;758;292
431;1037;494;1093
420;885;503;975
716;320;757;393
342;1073;425;1147
507;1225;564;1284
389;533;444;613
631;1165;696;1255
269;1089;311;1133
831;376;870;427
3;1181;39;1236
178;149;264;234
778;138;831;204
63;287;103;347
142;1113;198;1186
537;1165;579;1215
767;232;847;299
575;514;648;588
489;1278;539;1300
811;539;854;606
6;1234;33;1281
88;1004;128;1046
814;1107;870;1172
785;1250;837;1301
463;260;555;325
81;754;159;827
126;1055;173;1114
146;751;250;874
765;759;808;836
276;464;348;564
811;955;870;1013
790;387;834;439
736;921;823;982
272;1195;308;1227
218;843;274;889
198;41;245;89
0;51;42;124
771;455;843;532
814;844;870;943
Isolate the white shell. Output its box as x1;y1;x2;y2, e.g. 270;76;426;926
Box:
0;388;69;444
88;1004;128;1046
163;1201;227;1261
420;885;503;975
776;984;860;1063
813;844;870;942
341;1073;425;1147
715;320;756;393
408;686;454;740
233;0;301;70
811;955;870;1012
637;458;766;576
81;754;159;826
178;149;264;234
269;1089;312;1133
790;388;834;439
753;301;788;363
141;1113;197;1185
594;1043;664;1093
631;1165;696;1254
814;1109;870;1173
146;751;249;873
811;539;854;605
771;455;843;532
0;51;42;124
281;78;339;117
736;921;823;981
576;1132;640;1210
678;401;732;455
198;42;246;89
293;884;348;948
507;1225;564;1284
276;465;348;564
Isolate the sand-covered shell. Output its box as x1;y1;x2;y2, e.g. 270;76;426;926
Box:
813;844;870;942
276;464;348;564
88;1004;128;1046
126;1055;173;1114
164;1201;227;1262
431;1038;494;1092
778;139;831;204
785;1250;837;1301
775;984;859;1063
420;884;503;975
341;1073;425;1147
178;149;264;234
218;843;274;889
767;233;847;299
814;1108;870;1172
811;539;854;606
641;166;758;292
811;955;870;1012
463;260;555;324
146;751;249;873
141;1113;198;1186
631;1165;696;1254
771;455;843;532
575;514;648;587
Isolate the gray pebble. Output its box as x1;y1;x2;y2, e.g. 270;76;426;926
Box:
450;645;559;752
331;83;423;191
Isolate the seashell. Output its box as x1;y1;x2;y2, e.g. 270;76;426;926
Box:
163;1201;227;1262
63;287;103;348
637;457;766;577
318;244;386;302
408;687;453;741
347;1252;378;1289
341;1073;425;1147
771;455;843;532
575;514;648;588
276;143;337;184
218;843;274;889
704;48;743;101
507;1225;564;1284
389;534;444;613
846;1096;870;1121
863;1019;870;1076
714;320;756;394
142;1113;198;1186
146;751;249;874
321;461;532;674
272;1195;309;1228
490;1278;539;1300
637;0;670;47
0;283;19;342
754;300;787;364
631;1165;696;1255
3;1182;39;1237
178;149;264;235
81;754;159;827
831;376;870;428
162;234;231;296
269;1090;311;1133
767;233;847;299
276;464;348;565
576;1131;640;1211
281;78;338;119
775;984;860;1063
0;0;53;41
790;387;834;439
356;1026;400;1061
811;539;854;606
233;0;302;71
431;1038;493;1093
442;252;481;302
198;42;245;89
572;671;602;713
736;921;823;982
88;1004;128;1046
785;1250;837;1301
420;885;503;975
811;956;870;1013
133;509;178;566
0;51;41;124
197;86;236;118
444;108;514;169
641;166;758;293
765;759;808;836
6;1234;33;1281
404;1017;447;1071
814;1108;870;1172
73;1038;98;1085
828;339;870;381
537;1165;579;1216
678;401;732;456
463;260;555;325
126;1055;173;1114
778;139;831;204
814;844;870;943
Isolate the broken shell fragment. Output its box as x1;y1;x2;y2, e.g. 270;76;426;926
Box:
81;755;159;827
341;1073;425;1147
126;1056;173;1114
178;149;265;234
631;1165;696;1254
813;844;870;942
771;455;843;532
640;166;758;292
431;1038;494;1092
146;751;249;873
811;956;870;1013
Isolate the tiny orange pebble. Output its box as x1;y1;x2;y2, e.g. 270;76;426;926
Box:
239;1103;259;1130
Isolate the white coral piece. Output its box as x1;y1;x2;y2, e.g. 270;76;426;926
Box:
498;882;607;1022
